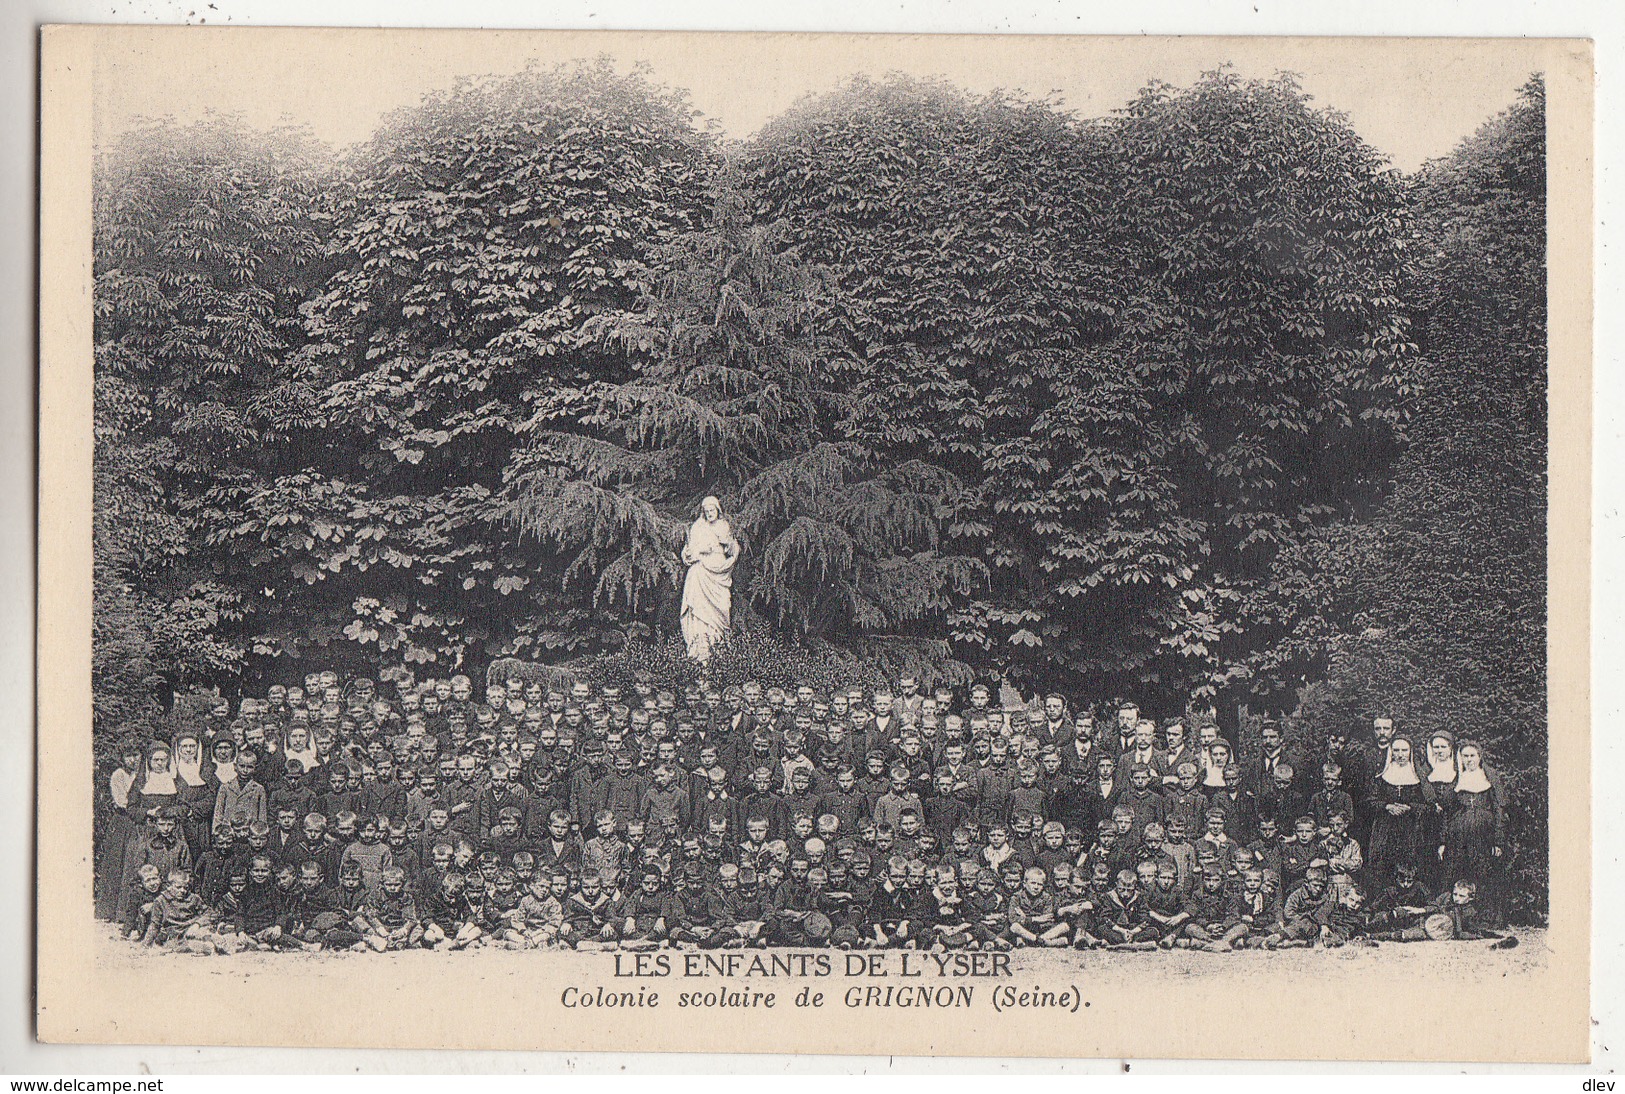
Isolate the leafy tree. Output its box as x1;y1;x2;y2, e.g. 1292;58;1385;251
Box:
92;115;331;728
740;72;1414;703
1079;70;1415;705
1286;77;1549;918
205;60;719;675
503;173;982;677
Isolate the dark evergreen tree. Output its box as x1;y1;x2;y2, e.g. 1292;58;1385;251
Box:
504;172;983;678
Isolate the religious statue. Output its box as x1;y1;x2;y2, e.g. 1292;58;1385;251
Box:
680;495;738;662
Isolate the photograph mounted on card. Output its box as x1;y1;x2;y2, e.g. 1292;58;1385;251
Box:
36;25;1592;1060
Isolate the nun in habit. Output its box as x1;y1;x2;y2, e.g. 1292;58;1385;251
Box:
1365;736;1437;887
172;731;214;854
679;496;739;663
114;743;187;922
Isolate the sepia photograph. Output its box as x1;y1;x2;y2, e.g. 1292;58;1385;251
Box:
35;24;1594;1062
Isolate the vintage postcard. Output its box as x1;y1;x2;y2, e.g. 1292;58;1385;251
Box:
37;26;1592;1061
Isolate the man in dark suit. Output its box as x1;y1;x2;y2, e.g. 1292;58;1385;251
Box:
1248;721;1304;797
1099;703;1141;760
1117;720;1171;792
1032;694;1073;752
1161;721;1200;789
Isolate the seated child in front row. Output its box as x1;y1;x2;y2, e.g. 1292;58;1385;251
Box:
1007;866;1072;947
119;864;165;941
505;870;565;949
1365;880;1506;944
140;869;212;949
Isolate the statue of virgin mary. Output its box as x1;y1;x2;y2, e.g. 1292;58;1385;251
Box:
679;495;738;662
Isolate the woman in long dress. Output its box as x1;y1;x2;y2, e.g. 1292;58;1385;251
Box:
1365;736;1436;890
1420;730;1458;889
1441;740;1508;925
95;740;144;919
124;743;180;839
680;496;739;662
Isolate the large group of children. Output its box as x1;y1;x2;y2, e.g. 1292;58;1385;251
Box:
95;669;1514;956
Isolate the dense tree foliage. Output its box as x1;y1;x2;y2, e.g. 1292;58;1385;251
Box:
1285;77;1549;917
503;172;983;679
92;116;331;735
201;61;719;674
740;72;1414;700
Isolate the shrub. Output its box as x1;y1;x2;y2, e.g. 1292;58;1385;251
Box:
566;622;891;695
